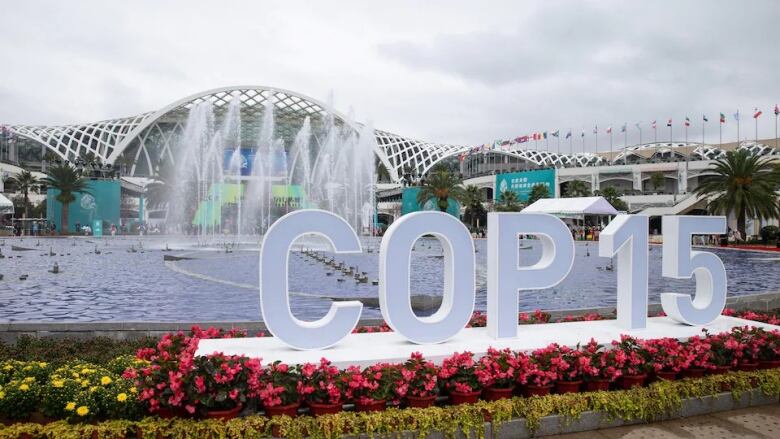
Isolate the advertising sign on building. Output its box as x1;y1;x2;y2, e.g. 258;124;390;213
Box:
494;168;555;202
401;187;460;217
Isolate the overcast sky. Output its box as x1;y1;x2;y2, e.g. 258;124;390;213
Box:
1;0;779;152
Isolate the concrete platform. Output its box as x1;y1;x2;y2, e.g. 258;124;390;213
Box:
196;315;780;367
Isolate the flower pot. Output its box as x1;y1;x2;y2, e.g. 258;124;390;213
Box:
482;386;515;401
405;395;437;408
354;399;386;412
307;401;342;416
681;367;706;379
523;384;553;397
585;379;611;392
758;360;780;369
708;365;732;375
154;407;188;419
735;361;758;372
656;370;678;381
619;374;646;389
204;404;243;421
448;390;481;405
555;380;582;394
265;403;300;418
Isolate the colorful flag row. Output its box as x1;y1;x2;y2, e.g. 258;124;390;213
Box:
464;105;780;157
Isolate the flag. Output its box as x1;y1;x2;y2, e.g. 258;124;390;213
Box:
543;132;548;139
581;129;585;137
753;108;762;119
621;123;627;133
565;130;571;139
551;130;560;137
733;111;740;121
666;118;672;127
593;125;598;134
651;120;657;129
703;114;709;122
635;122;641;129
606;126;612;134
775;104;779;116
720;113;726;123
515;135;529;143
684;117;690;127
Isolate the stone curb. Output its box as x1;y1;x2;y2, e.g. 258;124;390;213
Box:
327;388;779;439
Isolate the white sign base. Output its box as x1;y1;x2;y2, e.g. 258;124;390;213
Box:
196;316;778;368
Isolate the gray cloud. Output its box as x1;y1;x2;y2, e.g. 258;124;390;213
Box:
1;0;780;150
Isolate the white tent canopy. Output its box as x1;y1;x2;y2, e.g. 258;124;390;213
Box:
0;193;14;216
522;196;619;216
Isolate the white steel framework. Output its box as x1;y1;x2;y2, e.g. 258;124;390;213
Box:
4;86;779;183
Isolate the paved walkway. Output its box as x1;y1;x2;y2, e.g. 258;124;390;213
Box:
548;405;780;438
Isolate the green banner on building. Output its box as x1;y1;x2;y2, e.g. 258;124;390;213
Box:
494;168;555;202
47;180;120;233
401;187;460;217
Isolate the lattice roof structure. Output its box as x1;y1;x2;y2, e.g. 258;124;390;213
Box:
3;86;779;182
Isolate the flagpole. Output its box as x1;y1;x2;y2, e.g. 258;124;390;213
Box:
737;113;740;145
776;111;778;149
557;133;560;154
719;120;722;147
702;119;705;145
755;112;758;144
569;129;573;155
609;129;613;164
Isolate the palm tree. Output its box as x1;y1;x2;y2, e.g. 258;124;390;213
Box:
694;149;780;238
42;164;91;234
8;170;38;218
527;183;551;205
416;167;466;212
564;180;590;198
596;186;629;212
461;185;487;228
495;190;522;212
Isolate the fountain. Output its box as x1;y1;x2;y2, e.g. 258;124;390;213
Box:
164;91;377;245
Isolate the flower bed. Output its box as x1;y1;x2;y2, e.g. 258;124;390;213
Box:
0;324;776;428
0;369;777;439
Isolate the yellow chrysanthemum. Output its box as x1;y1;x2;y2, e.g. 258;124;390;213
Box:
23;365;32;371
81;380;89;388
38;362;47;368
19;384;29;391
72;372;80;379
52;380;64;388
129;387;137;394
89;386;98;393
116;393;128;402
3;365;13;371
100;376;112;386
76;406;89;417
0;391;5;400
23;377;35;383
65;402;75;411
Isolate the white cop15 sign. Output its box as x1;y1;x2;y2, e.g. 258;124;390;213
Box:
260;210;727;351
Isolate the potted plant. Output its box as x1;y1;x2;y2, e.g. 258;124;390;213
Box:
752;327;780;369
680;336;713;376
476;348;524;401
300;359;344;416
397;353;440;408
553;345;586;393
257;361;304;418
343;363;399;412
134;331;199;417
579;340;616;391
524;346;558;396
643;337;686;381
189;354;258;420
704;329;740;373
730;326;761;371
438;352;481;405
611;335;651;389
